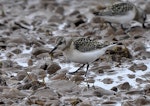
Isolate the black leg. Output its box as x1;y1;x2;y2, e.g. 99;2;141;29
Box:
121;24;131;34
121;24;126;31
107;22;117;31
85;64;89;77
85;64;90;88
68;64;85;74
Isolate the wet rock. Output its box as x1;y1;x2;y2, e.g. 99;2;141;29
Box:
51;73;68;80
129;63;147;72
129;26;145;35
79;103;91;106
33;88;58;98
44;100;61;106
27;59;33;66
5;52;14;58
122;101;135;106
69;98;82;106
126;90;145;95
127;74;135;79
70;75;84;83
106;26;116;35
29;39;45;47
96;68;104;74
32;47;50;56
14;20;33;30
133;42;146;52
91;16;104;23
115;28;126;35
106;46;132;62
0;70;2;75
26;88;60;105
17;81;45;90
48;14;63;23
6;35;29;44
111;87;118;92
69;10;80;16
0;60;13;68
0;42;7;49
47;62;61;75
38;62;49;70
83;30;95;37
128;64;136;72
62;97;82;106
55;6;64;15
102;78;113;84
74;18;85;27
99;64;111;70
74;70;86;75
0;76;7;86
93;87;115;97
36;52;50;59
11;48;22;54
135;96;150;106
47;80;78;93
144;84;150;95
86;78;95;84
16;71;27;81
145;2;150;14
3;88;28;98
101;101;117;106
23;72;38;83
32;69;46;80
136;78;145;84
119;82;131;90
140;51;150;59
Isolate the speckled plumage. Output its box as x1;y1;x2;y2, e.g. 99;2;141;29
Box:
50;36;116;74
110;2;134;15
51;36;115;63
94;2;146;28
73;38;109;52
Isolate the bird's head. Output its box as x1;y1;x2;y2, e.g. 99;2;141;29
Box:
50;36;73;54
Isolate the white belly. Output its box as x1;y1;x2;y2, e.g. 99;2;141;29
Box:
101;9;136;24
63;44;115;64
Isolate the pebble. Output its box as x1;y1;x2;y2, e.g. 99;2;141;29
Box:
119;82;131;91
129;63;147;72
46;62;61;75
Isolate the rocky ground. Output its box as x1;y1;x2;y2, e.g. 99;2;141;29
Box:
0;0;150;106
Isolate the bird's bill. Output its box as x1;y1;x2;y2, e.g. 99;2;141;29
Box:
49;43;60;54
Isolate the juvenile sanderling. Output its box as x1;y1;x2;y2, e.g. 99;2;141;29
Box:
93;2;147;32
50;36;117;74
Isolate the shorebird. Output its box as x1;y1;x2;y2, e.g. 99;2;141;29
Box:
50;37;117;74
93;2;147;32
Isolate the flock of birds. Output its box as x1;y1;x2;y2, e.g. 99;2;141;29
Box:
50;1;148;76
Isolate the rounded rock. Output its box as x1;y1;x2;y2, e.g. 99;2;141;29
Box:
47;62;61;75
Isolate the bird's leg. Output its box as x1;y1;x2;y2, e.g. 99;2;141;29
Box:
142;22;146;29
68;64;85;74
121;24;131;34
85;64;90;88
142;12;147;29
85;64;89;77
107;22;117;31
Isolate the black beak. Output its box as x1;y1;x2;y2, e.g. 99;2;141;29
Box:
49;45;58;54
49;42;62;54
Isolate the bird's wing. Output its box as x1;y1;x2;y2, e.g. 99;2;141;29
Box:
110;2;134;15
73;38;109;52
94;2;134;16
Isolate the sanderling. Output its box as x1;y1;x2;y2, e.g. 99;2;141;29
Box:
50;36;117;74
93;2;147;32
